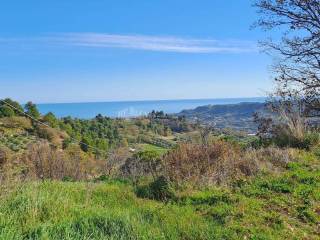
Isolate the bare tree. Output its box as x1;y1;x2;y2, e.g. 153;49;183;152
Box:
197;121;216;146
254;0;320;114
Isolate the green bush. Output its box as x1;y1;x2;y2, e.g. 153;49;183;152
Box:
296;206;317;223
136;176;175;201
0;106;14;117
0;98;24;118
273;131;320;150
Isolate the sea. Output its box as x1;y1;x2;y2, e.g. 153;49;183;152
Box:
37;97;266;119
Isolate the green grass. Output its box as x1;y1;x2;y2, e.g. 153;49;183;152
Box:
138;144;169;155
0;181;214;240
0;151;319;239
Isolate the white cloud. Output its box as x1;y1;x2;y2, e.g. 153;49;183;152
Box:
0;33;258;54
55;33;257;53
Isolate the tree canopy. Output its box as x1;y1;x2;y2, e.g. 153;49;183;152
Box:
0;98;24;117
25;101;41;119
254;0;320;115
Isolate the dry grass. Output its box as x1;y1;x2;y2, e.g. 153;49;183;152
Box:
242;147;296;171
1;141;105;182
163;142;297;187
1;136;298;189
0;116;32;130
164;141;241;186
35;124;68;147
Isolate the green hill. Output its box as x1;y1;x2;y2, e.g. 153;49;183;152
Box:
0;99;319;239
178;102;266;133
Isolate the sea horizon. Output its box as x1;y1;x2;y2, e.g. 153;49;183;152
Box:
26;96;266;105
35;97;267;119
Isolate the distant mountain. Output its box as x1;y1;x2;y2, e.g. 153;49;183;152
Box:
177;102;266;133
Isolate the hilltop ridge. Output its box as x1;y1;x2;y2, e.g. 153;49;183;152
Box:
178;102;266;133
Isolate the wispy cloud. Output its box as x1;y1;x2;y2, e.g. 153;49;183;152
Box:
0;33;258;54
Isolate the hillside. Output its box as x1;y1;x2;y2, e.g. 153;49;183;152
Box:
178;102;266;133
1;99;320;239
2;1;320;239
0;150;319;239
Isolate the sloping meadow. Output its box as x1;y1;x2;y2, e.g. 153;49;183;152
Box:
0;149;319;239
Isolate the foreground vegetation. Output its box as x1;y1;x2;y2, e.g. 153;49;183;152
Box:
0;150;319;240
0;99;320;239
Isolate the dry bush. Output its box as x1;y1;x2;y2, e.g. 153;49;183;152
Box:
163;142;297;187
278;107;307;142
0;147;26;198
35;125;67;147
0;147;11;184
0;146;10;167
242;147;296;172
64;145;104;180
120;150;163;181
163;141;242;186
0;117;32;130
255;96;319;149
4;141;104;181
105;147;131;177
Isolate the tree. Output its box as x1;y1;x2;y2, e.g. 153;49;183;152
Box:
43;112;58;128
0;105;14;118
0;98;24;117
80;136;93;152
25;101;40;119
254;0;320;115
199;123;215;146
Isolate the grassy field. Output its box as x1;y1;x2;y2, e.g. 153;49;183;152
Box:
138;143;169;155
0;181;212;240
0;151;319;240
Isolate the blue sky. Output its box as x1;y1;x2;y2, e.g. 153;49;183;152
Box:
0;1;273;103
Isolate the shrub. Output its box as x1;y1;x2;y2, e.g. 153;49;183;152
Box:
0;106;14;118
302;131;320;149
4;142;103;181
163;141;243;186
296;206;318;223
0;98;24;117
135;150;162;178
149;175;175;201
0;117;32;129
42;112;59;128
164;142;297;187
272;129;320;150
0;146;10;166
35;125;67;146
136;176;175;201
24;101;40;119
254;98;320;150
120;150;163;180
242;147;296;170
